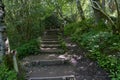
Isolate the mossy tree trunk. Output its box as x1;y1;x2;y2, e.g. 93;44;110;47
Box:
76;0;85;20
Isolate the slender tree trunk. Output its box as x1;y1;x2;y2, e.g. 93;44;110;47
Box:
102;0;105;11
90;0;102;23
115;0;120;34
109;0;116;13
76;0;85;20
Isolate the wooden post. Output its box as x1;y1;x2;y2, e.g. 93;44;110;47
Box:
12;50;19;73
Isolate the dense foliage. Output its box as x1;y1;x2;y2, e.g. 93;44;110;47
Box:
3;0;45;49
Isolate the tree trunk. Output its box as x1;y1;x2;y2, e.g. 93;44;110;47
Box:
115;0;120;34
102;0;105;11
109;0;116;13
76;0;85;20
90;0;102;23
0;0;6;62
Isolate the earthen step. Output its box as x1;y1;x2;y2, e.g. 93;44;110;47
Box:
41;41;59;44
40;48;64;54
41;44;60;48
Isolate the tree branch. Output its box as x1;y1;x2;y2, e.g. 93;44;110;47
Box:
91;0;115;26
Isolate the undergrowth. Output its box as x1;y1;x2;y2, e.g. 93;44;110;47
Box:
58;36;67;52
16;39;40;59
0;63;17;80
64;19;120;80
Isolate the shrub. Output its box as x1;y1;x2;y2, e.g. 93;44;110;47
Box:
64;22;80;35
60;40;67;51
0;63;17;80
3;54;14;70
16;39;40;59
58;36;67;52
64;19;95;40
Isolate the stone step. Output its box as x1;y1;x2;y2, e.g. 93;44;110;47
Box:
43;33;59;36
42;37;58;40
21;54;69;67
26;65;75;79
23;59;68;67
29;75;76;80
22;54;62;61
41;41;59;44
42;34;58;36
43;35;58;37
42;38;59;41
40;48;64;54
41;44;60;48
45;31;60;35
46;29;60;31
46;29;61;33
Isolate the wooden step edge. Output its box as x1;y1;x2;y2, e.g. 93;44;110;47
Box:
42;39;59;41
41;41;60;44
23;59;69;67
40;49;64;54
41;44;60;48
29;75;76;80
